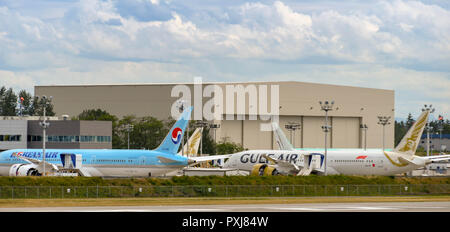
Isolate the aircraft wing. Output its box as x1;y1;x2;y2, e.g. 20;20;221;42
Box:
13;152;40;164
188;154;232;164
263;154;278;165
12;152;59;172
261;154;300;175
398;156;424;166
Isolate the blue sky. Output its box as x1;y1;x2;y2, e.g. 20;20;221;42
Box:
0;0;449;120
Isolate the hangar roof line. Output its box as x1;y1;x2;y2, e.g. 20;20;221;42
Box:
35;80;394;92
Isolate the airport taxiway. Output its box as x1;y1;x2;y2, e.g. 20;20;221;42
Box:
1;201;449;212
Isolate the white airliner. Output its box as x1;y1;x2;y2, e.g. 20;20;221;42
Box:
222;109;450;176
0;107;225;177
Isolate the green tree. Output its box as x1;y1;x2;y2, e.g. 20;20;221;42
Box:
394;120;407;146
116;115;137;149
215;137;245;155
395;113;417;147
118;115;167;150
201;126;217;155
18;90;34;116
75;109;116;121
406;113;414;129
395;113;450;147
0;87;17;116
429;118;450;134
0;86;6;115
32;96;56;116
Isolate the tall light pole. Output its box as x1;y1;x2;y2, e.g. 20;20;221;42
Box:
285;123;301;147
176;100;186;157
125;124;134;149
422;105;435;157
377;116;391;152
319;100;334;175
19;97;24;117
438;115;444;154
195;120;208;156
360;124;368;151
37;95;52;176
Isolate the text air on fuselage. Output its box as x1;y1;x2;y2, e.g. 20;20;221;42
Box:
239;153;300;164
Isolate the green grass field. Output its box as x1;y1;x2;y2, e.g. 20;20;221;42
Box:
0;176;449;200
1;175;449;187
1;196;450;208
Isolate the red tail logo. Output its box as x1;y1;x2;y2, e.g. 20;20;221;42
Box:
356;155;367;160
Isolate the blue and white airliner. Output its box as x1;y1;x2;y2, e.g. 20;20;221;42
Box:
0;107;226;177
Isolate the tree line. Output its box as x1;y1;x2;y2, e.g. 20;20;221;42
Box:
73;108;244;155
395;113;450;146
0;86;55;117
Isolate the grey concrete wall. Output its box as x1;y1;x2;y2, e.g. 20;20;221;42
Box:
0;120;27;150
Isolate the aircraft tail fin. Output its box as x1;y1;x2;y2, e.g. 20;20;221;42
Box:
272;122;295;150
178;127;203;157
394;110;430;156
154;106;193;155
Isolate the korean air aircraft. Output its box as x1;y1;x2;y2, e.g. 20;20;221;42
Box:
0;107;225;177
222;109;450;176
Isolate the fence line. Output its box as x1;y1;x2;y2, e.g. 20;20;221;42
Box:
0;184;449;199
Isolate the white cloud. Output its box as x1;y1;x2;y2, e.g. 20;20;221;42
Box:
4;0;447;66
0;70;35;93
0;0;448;119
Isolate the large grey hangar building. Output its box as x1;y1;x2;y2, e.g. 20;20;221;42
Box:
35;81;395;150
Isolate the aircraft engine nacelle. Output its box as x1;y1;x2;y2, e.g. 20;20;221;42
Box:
9;164;40;176
263;166;279;176
251;164;267;176
250;164;279;176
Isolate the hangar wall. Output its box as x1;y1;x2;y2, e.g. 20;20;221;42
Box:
35;81;395;150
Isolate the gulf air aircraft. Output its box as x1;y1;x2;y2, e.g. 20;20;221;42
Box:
0;107;224;177
222;109;450;176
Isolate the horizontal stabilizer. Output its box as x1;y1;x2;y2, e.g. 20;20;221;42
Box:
157;156;179;164
188;154;232;164
398;156;413;165
398;155;427;166
424;154;450;163
430;158;450;162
